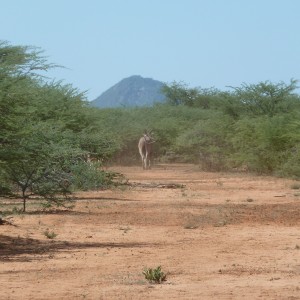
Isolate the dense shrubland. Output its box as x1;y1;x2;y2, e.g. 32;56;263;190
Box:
1;41;300;212
96;79;300;177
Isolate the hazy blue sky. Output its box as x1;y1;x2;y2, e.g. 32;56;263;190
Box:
2;0;300;100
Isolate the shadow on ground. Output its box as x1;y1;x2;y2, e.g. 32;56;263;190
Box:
0;235;154;262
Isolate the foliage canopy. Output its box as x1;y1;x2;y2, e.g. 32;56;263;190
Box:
0;41;119;211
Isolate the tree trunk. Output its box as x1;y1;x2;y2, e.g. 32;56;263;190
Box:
22;189;26;212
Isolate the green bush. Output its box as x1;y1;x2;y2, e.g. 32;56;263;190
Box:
143;266;167;284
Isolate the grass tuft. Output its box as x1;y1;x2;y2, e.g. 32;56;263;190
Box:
143;266;167;284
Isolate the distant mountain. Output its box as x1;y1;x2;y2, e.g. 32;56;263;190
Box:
90;75;166;108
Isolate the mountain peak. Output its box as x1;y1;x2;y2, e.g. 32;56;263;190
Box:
90;75;166;108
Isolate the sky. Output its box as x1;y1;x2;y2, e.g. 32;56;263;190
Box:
1;0;300;101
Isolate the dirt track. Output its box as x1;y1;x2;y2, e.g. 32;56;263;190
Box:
1;164;300;299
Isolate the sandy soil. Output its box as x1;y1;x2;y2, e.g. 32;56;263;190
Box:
1;164;300;300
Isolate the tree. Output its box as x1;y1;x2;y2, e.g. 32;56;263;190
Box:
161;81;223;109
0;41;118;210
228;80;299;117
1;124;80;211
162;81;199;106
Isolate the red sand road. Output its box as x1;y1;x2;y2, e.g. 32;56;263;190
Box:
1;164;300;299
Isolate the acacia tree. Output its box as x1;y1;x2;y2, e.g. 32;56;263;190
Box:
2;122;83;211
161;81;222;109
227;80;299;117
0;41;118;211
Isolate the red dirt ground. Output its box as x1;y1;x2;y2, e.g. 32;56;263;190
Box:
1;164;300;299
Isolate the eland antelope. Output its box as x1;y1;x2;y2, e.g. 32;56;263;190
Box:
138;131;155;169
